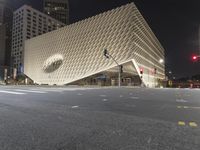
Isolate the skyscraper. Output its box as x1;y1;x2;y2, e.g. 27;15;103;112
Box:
12;5;65;73
0;0;13;66
43;0;69;24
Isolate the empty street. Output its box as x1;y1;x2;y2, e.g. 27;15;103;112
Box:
0;86;199;150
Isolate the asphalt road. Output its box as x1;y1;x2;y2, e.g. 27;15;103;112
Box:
0;86;199;150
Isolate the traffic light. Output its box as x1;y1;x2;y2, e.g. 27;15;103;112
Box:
140;68;143;74
104;49;109;58
191;54;200;62
192;55;197;61
120;65;123;73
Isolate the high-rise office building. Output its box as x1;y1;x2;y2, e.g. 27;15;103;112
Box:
0;23;6;66
12;5;65;73
0;0;13;66
43;0;69;24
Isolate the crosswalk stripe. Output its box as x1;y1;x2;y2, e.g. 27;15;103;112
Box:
14;89;47;93
31;89;64;92
0;90;26;95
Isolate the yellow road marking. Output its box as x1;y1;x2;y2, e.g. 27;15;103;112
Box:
189;122;198;127
178;121;198;127
178;121;185;126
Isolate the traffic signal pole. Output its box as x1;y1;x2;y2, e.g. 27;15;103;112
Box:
104;49;121;87
109;55;121;87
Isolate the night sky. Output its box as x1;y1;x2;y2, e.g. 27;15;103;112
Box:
14;0;200;78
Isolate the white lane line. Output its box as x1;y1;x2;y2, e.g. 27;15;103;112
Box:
0;90;26;95
147;137;152;144
130;97;139;99
72;106;79;108
30;88;65;92
100;95;107;97
102;99;108;102
31;88;64;92
177;106;200;109
77;93;83;96
15;89;47;94
176;99;188;103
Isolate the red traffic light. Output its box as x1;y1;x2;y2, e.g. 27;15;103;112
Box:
192;56;197;60
140;68;143;74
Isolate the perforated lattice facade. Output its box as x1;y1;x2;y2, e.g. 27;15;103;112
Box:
24;3;165;87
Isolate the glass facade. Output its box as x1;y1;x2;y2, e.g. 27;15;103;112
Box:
43;0;69;24
70;64;142;86
12;5;65;74
0;0;13;66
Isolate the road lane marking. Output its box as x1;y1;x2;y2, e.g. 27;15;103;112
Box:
147;137;152;144
178;121;185;126
177;106;200;109
176;99;188;103
77;93;83;96
190;107;200;109
130;97;139;99
102;99;108;102
31;88;64;92
189;122;198;127
72;106;79;108
178;121;198;127
99;95;107;97
0;90;26;95
15;89;47;94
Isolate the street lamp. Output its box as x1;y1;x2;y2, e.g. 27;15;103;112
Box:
103;49;122;87
159;59;164;64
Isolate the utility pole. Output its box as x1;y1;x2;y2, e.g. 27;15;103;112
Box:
103;49;122;87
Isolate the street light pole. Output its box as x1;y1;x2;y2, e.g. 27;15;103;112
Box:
103;49;121;87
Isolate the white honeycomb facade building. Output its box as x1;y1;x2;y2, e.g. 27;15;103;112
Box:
24;3;165;87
